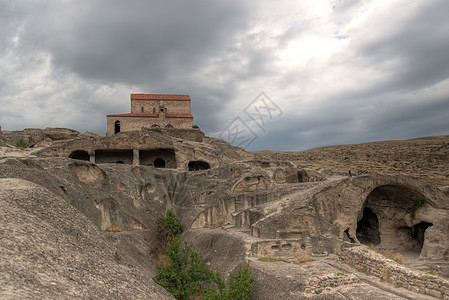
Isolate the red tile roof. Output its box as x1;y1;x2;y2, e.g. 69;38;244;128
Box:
166;114;193;118
106;113;159;117
106;113;193;118
130;94;191;101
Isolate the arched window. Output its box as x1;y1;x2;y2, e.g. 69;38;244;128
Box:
165;124;174;128
114;121;120;134
153;107;156;114
154;158;166;168
141;107;144;113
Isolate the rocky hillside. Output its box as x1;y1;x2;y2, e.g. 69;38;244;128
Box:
254;135;449;186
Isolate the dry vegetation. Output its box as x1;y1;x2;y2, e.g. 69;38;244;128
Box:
254;135;449;186
105;223;123;232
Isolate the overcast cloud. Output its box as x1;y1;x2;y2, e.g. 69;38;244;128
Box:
1;0;448;150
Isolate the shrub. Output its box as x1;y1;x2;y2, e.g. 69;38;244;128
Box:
157;210;184;244
154;237;214;300
154;212;254;300
407;199;427;218
192;125;199;128
203;266;254;300
16;138;27;148
228;266;254;300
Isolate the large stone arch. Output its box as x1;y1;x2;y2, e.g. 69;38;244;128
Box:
310;174;448;259
356;184;432;257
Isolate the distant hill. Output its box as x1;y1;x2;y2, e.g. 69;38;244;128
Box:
253;135;449;186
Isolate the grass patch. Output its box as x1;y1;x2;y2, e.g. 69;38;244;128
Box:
380;267;389;282
377;249;409;265
105;223;123;232
295;255;316;264
258;257;286;263
428;268;441;276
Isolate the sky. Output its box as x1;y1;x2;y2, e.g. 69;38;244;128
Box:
1;0;449;151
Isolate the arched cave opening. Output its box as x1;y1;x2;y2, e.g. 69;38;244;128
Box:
154;158;166;168
297;170;310;182
69;150;90;161
356;207;381;245
188;161;211;171
358;185;430;257
413;222;433;249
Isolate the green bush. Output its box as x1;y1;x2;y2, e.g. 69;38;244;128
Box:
154;237;215;300
157;210;184;243
154;212;254;300
192;124;199;128
203;266;254;300
16;138;27;148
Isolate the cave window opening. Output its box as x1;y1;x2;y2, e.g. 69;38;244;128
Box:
116;161;124;164
356;207;380;245
412;222;433;249
188;161;211;171
154;158;166;168
344;228;355;243
69;150;90;161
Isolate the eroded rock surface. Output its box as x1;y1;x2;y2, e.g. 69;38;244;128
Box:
1;129;448;299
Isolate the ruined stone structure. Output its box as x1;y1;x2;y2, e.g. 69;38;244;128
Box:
106;94;194;135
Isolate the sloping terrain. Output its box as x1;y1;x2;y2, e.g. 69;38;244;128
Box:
254;135;449;186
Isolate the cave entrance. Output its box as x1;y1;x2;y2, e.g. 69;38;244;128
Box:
154;158;166;168
95;149;133;164
358;185;430;258
188;161;211;171
356;207;380;245
69;150;90;161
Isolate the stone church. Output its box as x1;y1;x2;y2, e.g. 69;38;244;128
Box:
106;94;194;134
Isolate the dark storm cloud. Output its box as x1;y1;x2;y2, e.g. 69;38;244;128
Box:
2;1;449;150
20;0;251;87
353;1;449;95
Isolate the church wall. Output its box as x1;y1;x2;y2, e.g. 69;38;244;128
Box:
131;100;191;115
107;116;193;134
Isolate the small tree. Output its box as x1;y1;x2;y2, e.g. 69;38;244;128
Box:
229;266;254;300
203;266;254;300
156;210;184;245
154;237;215;300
